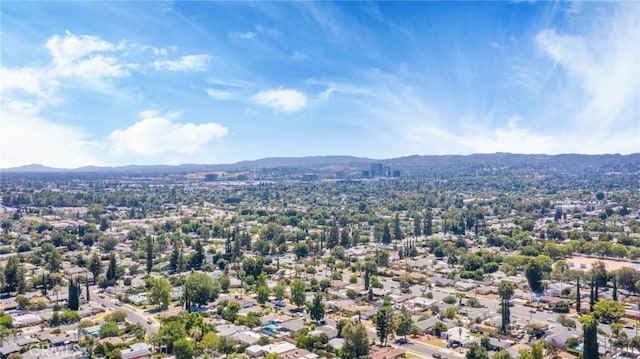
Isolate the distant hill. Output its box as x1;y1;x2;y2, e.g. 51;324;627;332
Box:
1;153;638;174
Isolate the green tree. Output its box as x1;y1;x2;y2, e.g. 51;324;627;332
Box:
593;299;625;322
307;292;325;323
172;338;194;359
67;277;79;311
327;223;339;249
4;256;25;293
106;253;117;282
88;253;102;285
185;272;220;307
375;304;394;345
525;261;543;293
220;275;231;293
381;223;392;245
424;209;433;236
579;315;598;359
498;281;514;334
45;248;63;273
149;277;171;310
158;321;187;353
145;236;154;274
100;322;120;337
395;305;413;340
256;285;269;304
393;213;403;243
466;342;489;359
341;321;370;359
169;240;181;272
290;279;306;308
190;240;205;270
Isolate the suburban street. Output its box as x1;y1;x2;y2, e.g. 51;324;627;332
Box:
90;286;160;334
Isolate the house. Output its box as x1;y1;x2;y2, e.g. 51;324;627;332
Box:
445;327;477;347
0;343;20;359
414;317;439;334
434;277;454;287
279;348;319;359
127;294;147;306
408;296;436;309
232;331;262;346
371;346;406;359
279;319;305;333
487;337;514;351
313;325;338;339
215;324;250;337
0;300;19;311
12;313;42;328
16;337;39;347
246;341;297;358
121;343;151;359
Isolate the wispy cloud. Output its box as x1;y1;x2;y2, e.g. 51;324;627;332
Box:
251;89;307;112
108;111;228;156
228;31;256;40
205;88;234;100
152;54;212;72
535;4;640;132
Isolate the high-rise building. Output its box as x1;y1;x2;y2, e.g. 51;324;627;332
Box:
370;163;383;177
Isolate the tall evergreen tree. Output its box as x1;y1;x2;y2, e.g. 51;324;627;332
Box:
590;277;595;312
424;209;433;236
381;223;392;245
413;216;422;238
327;223;339;249
106;253;117;282
85;274;90;302
580;315;598;359
4;256;24;293
169;240;180;272
190;240;205;270
145;236;154;274
498;281;514;334
88;253;102;285
375;303;394;346
340;227;350;248
68;277;79;310
307;292;325;323
576;276;581;314
232;229;241;260
393;213;403;243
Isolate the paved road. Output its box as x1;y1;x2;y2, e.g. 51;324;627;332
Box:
401;341;464;359
90;286;159;334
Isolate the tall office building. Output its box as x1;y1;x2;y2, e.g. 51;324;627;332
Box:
370;163;383;177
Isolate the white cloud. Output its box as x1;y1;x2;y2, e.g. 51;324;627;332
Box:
108;111;228;156
228;31;256;40
52;54;134;79
251;89;307;112
205;88;234;100
152;54;212;72
46;32;117;66
0;109;100;168
0;67;46;95
535;5;640;130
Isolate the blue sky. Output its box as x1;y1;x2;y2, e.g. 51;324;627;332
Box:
1;1;638;168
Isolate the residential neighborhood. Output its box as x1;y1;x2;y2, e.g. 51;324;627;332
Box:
0;154;639;359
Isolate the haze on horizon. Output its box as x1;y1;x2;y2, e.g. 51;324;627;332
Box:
1;1;638;169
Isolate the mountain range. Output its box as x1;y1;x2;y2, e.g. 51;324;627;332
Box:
2;153;639;174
